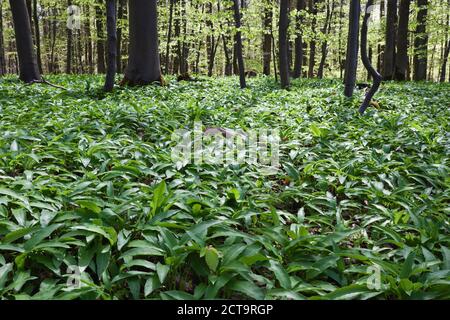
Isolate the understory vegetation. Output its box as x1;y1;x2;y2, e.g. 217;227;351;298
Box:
0;76;449;300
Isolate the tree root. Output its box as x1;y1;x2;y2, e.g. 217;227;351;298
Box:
26;77;68;90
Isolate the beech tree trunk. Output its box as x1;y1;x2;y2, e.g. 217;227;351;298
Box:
394;0;410;80
104;0;117;92
123;0;161;85
318;0;335;79
413;0;428;81
233;0;246;88
96;0;106;74
383;0;397;80
344;0;360;97
263;1;273;76
32;0;42;73
9;0;41;82
308;0;318;78
440;40;450;82
359;0;382;114
117;0;125;74
66;0;73;74
279;0;290;88
293;0;306;78
165;0;175;74
0;1;6;75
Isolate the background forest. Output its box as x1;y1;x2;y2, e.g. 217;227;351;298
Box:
0;0;449;82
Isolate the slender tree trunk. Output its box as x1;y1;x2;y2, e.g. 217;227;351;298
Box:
263;0;273;76
279;0;290;88
222;3;234;76
32;0;42;73
96;0;106;74
293;0;306;78
377;0;385;74
359;0;382;114
308;0;318;78
383;0;397;80
85;5;93;74
344;0;360;97
338;0;345;78
9;0;41;82
318;0;335;79
394;0;410;80
104;0;117;92
439;0;449;82
123;0;161;85
165;0;175;74
413;0;428;81
0;1;6;75
233;0;246;88
180;0;189;74
117;0;125;74
173;0;181;74
66;0;73;74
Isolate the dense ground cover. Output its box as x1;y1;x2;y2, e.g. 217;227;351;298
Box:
0;76;449;300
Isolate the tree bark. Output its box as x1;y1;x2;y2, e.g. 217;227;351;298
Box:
233;0;246;88
359;0;382;114
279;0;290;88
0;1;6;75
104;0;117;92
440;40;450;82
317;0;335;79
413;0;428;81
117;0;125;74
66;0;73;74
32;0;42;73
344;0;360;97
307;0;318;78
123;0;161;85
394;0;410;80
96;0;106;74
165;0;175;74
262;0;273;76
293;0;306;78
9;0;41;82
383;0;397;80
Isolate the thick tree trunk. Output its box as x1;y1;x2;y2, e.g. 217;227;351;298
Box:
344;0;360;97
279;0;290;88
293;0;306;78
394;0;410;80
413;0;428;81
233;0;246;88
383;0;397;80
123;0;161;85
359;0;382;114
104;0;117;92
263;1;273;76
96;0;106;74
9;0;41;82
0;1;6;75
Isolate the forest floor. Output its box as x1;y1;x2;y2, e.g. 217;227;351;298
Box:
0;75;449;300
